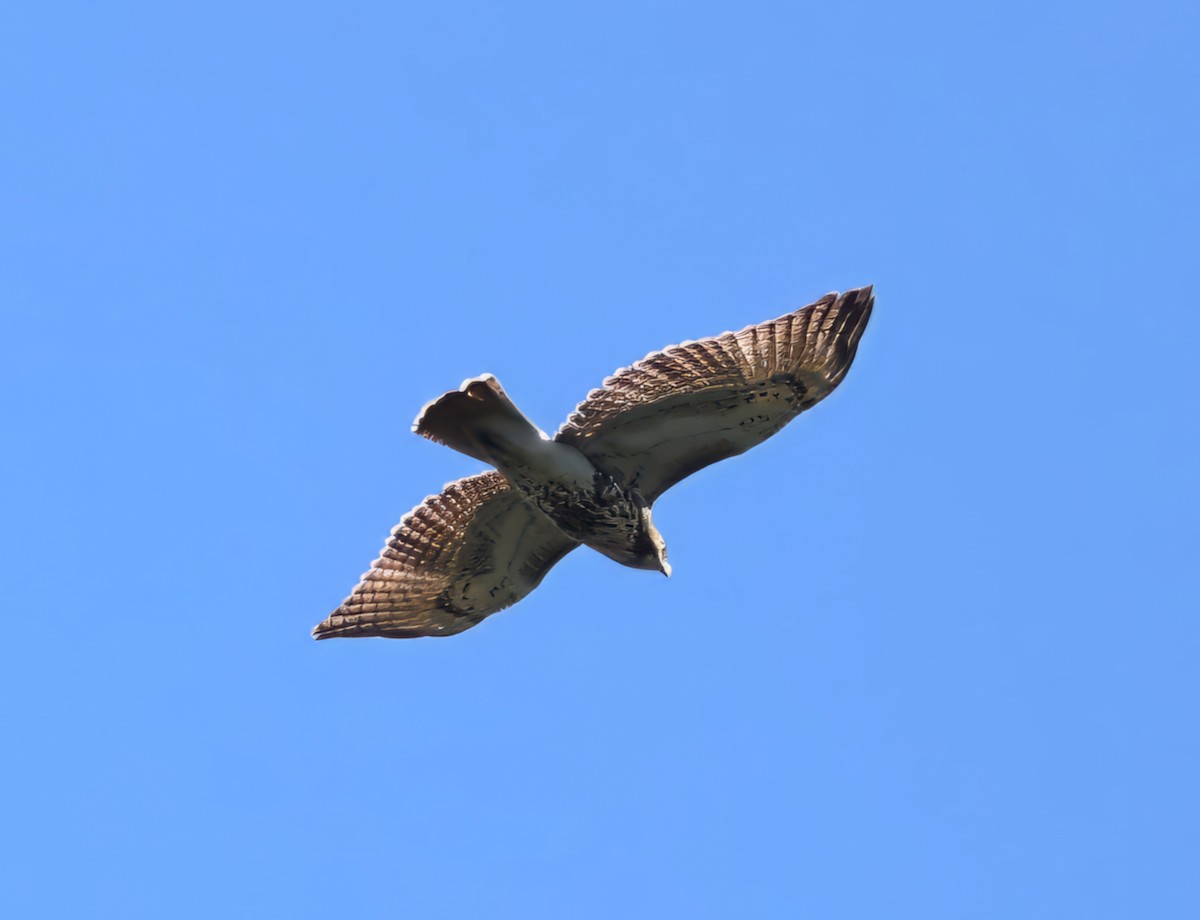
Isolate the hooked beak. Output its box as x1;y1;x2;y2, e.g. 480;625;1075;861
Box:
659;557;672;578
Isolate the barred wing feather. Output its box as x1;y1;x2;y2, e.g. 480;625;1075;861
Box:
313;471;578;639
554;287;874;502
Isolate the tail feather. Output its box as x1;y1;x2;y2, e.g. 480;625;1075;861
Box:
413;374;546;465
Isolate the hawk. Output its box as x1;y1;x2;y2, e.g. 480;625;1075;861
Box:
313;287;874;640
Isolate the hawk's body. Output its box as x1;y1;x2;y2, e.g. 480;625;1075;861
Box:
313;287;874;639
415;375;662;571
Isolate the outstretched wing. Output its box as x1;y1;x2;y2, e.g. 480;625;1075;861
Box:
313;471;578;639
555;287;874;502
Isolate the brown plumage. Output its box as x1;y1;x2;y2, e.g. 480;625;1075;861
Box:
314;286;874;640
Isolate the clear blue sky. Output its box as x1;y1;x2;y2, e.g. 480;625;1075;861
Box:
3;2;1197;917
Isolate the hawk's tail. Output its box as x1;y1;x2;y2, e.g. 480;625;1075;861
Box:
413;374;548;466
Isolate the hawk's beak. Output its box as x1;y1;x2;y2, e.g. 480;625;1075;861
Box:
659;558;672;578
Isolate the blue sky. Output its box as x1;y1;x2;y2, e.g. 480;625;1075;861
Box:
3;1;1198;917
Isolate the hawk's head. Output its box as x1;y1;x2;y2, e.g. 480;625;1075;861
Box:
632;501;671;577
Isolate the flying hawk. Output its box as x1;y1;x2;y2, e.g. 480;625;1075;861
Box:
313;286;874;640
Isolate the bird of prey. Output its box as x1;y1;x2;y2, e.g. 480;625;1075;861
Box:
313;286;874;640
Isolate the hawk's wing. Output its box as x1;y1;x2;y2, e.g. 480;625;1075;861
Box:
554;287;874;502
313;471;578;639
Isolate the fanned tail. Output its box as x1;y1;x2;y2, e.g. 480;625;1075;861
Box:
413;374;547;466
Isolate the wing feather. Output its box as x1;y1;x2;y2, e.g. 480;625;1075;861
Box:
313;471;577;639
554;287;874;500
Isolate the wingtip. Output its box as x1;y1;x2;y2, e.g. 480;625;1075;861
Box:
311;619;334;640
312;608;349;640
836;285;876;327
